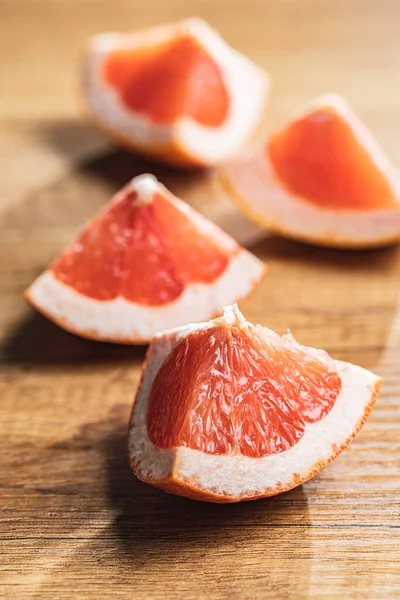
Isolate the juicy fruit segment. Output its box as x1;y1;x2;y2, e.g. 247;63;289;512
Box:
268;103;399;211
103;35;230;126
52;188;234;306
147;324;341;457
52;195;133;301
129;305;381;501
26;179;267;344
84;19;271;169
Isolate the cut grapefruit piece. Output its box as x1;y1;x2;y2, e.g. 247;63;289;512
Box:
129;305;381;502
26;175;266;343
223;94;400;248
83;18;270;167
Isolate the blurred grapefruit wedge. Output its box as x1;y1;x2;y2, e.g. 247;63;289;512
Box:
26;175;266;343
128;304;381;502
223;94;400;248
82;18;270;167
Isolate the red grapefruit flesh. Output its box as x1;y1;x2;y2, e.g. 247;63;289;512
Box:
103;35;229;127
222;94;400;248
51;192;133;302
268;104;399;210
83;19;270;167
129;305;381;502
26;176;266;343
147;325;341;457
52;190;230;306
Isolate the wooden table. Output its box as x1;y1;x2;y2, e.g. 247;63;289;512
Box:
1;1;400;598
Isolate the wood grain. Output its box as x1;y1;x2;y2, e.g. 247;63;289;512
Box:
1;0;400;598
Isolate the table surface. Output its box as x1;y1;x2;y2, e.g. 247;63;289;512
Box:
1;1;400;598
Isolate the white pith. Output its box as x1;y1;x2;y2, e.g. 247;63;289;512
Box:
128;305;380;499
28;252;263;342
27;177;265;343
130;173;160;205
83;18;270;164
224;94;400;247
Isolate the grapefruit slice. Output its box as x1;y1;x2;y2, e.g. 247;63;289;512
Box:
129;305;381;502
83;18;270;167
26;175;266;343
223;94;400;248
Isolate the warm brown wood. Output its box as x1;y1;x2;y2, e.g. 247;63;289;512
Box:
1;0;400;598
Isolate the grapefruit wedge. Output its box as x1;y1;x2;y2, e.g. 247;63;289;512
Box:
83;18;270;167
223;94;400;248
129;305;381;502
26;175;265;344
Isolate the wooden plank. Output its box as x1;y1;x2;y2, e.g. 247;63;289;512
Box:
1;0;399;598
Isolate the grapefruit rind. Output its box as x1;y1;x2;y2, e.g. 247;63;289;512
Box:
26;251;265;344
128;305;381;501
223;94;400;248
25;176;266;344
83;18;270;167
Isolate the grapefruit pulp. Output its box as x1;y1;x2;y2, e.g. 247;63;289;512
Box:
83;18;271;167
223;94;400;248
147;323;341;457
26;176;266;344
129;305;381;502
103;35;230;127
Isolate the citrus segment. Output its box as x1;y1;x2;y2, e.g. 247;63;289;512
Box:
103;35;229;127
147;324;341;458
26;177;266;343
268;103;399;211
222;94;400;248
83;19;270;167
51;193;133;302
119;198;184;305
152;193;230;284
129;305;381;501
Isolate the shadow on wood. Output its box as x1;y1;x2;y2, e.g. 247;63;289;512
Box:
101;406;312;590
0;310;146;366
13;119;264;247
6;404;311;595
40;118;207;182
249;234;400;272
